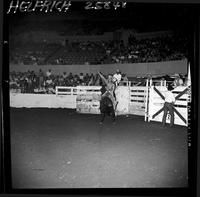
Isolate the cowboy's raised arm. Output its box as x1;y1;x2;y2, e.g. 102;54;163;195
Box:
98;72;108;86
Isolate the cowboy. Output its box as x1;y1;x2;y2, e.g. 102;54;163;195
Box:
162;84;175;127
113;69;122;86
98;72;118;111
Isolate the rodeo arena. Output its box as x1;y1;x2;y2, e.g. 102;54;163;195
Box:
9;5;191;188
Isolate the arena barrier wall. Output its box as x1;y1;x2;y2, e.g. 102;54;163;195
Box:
10;85;147;117
148;86;189;126
10;93;77;109
10;84;189;126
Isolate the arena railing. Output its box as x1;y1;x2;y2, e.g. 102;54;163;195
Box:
10;80;189;126
55;86;77;96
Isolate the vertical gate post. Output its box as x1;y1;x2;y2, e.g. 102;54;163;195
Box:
144;79;149;122
148;80;152;122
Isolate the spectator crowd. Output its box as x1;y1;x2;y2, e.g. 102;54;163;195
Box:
9;69;129;94
9;69;189;94
104;34;187;64
10;34;188;66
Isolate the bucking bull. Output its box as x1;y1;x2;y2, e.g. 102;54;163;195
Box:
98;72;118;124
99;89;117;124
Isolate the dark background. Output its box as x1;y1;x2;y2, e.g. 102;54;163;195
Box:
1;0;200;197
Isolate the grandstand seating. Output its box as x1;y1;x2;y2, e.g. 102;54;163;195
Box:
9;33;187;65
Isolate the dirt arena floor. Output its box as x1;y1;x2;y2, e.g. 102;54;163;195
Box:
10;108;188;188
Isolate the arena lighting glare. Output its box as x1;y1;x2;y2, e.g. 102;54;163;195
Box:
7;0;72;13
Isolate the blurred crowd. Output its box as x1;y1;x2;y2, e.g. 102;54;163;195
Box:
9;69;189;94
103;35;187;64
9;69;128;94
10;34;188;65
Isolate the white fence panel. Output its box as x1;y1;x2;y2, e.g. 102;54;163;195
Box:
115;86;130;115
56;86;77;96
129;86;148;116
148;86;188;126
76;86;102;114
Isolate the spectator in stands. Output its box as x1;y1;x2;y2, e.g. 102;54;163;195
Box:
46;69;52;77
68;72;73;80
38;69;44;88
58;76;65;86
44;76;55;94
84;73;90;85
9;75;19;91
79;73;84;83
162;84;175;127
22;77;29;93
27;77;33;93
63;72;67;79
32;75;37;90
172;74;184;88
20;77;28;93
74;74;79;83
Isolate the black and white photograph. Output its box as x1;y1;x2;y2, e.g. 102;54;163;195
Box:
5;1;196;190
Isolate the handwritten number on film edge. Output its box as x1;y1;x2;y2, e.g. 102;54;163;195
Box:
85;2;127;10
